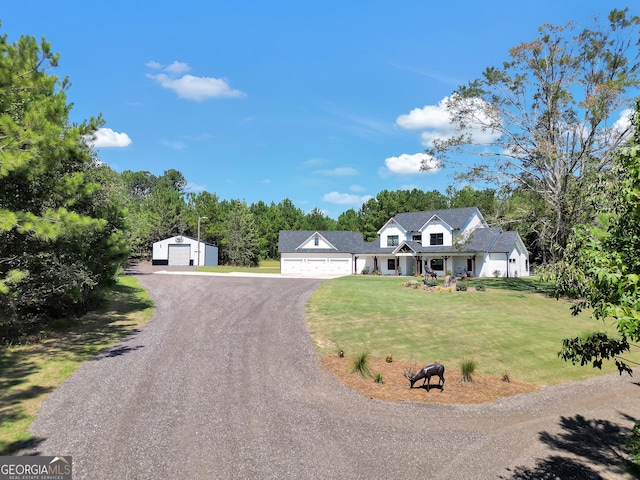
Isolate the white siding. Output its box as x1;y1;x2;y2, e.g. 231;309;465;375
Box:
152;235;215;266
462;213;484;232
483;253;509;278
422;220;453;247
379;224;405;249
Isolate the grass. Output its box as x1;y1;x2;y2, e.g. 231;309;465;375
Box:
196;259;280;274
0;275;154;455
306;275;640;386
461;359;477;382
350;351;372;378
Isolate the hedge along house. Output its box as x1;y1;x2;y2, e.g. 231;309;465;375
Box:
278;207;529;278
152;235;219;267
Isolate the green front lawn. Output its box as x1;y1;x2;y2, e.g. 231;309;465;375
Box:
306;275;636;386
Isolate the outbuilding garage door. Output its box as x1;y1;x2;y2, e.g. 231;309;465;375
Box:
168;244;191;266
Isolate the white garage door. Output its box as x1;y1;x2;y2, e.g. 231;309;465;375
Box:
168;244;191;266
282;257;351;275
328;259;351;274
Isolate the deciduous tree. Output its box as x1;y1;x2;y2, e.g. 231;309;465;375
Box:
542;99;640;374
429;9;640;261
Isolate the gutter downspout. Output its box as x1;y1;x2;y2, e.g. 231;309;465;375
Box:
506;253;509;278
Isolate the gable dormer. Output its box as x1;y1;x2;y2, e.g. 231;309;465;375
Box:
421;214;454;247
377;218;407;249
296;232;337;250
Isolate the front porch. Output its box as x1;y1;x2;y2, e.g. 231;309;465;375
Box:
357;253;481;277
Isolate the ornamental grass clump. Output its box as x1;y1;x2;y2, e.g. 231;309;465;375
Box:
350;351;372;378
374;373;384;384
461;359;477;382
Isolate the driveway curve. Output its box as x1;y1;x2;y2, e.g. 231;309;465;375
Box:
23;273;640;479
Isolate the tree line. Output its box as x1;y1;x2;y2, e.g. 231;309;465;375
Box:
112;170;525;264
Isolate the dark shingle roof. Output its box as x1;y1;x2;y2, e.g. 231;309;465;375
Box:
489;230;522;253
390;207;484;232
278;209;525;256
278;231;367;253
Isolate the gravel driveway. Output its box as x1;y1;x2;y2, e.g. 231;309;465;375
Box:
22;271;640;479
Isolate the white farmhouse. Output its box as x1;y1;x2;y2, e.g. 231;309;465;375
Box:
279;207;529;277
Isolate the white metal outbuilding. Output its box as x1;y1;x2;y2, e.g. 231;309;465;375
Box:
152;235;218;267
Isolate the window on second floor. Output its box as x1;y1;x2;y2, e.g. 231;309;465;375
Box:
387;235;399;247
412;234;422;242
314;237;319;246
430;233;444;245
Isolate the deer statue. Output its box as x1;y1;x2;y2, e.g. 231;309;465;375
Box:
423;264;437;283
403;363;445;392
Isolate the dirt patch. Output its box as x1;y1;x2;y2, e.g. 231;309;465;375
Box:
320;355;538;404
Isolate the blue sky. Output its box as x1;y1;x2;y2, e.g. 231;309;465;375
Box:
2;1;634;219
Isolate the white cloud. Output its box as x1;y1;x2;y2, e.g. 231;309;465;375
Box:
146;60;245;101
323;191;374;205
148;73;245;101
89;128;131;148
397;95;500;147
164;61;190;75
613;108;633;135
396;99;452;131
384;153;440;175
314;167;358;176
349;184;366;192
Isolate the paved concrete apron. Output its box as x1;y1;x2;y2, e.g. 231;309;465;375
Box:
23;274;640;479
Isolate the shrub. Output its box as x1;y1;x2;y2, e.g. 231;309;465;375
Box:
475;284;486;292
350;351;372;378
361;266;370;274
374;373;384;384
456;282;468;292
501;371;510;383
337;347;345;358
626;421;640;470
461;359;477;382
436;286;454;292
493;270;501;278
385;353;393;363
